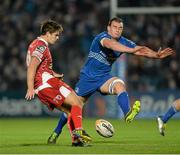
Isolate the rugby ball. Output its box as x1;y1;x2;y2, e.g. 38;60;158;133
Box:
95;119;114;138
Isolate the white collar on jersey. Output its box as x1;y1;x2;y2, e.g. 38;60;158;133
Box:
37;37;48;46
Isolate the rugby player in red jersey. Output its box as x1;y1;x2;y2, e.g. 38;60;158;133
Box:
25;20;91;146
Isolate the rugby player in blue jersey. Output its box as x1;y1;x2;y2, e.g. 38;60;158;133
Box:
157;98;180;136
47;17;174;144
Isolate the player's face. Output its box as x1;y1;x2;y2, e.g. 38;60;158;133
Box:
48;31;60;44
108;21;123;39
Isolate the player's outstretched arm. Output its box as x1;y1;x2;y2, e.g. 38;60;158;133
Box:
101;38;144;54
25;57;40;100
134;46;175;59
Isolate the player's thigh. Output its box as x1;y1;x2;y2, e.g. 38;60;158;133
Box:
63;91;83;108
38;87;65;110
56;91;84;113
78;95;88;105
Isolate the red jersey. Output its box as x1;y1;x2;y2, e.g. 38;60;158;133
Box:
26;37;54;89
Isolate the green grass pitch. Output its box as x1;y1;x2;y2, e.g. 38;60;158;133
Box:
0;118;180;154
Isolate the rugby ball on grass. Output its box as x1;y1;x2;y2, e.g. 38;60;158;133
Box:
95;119;114;138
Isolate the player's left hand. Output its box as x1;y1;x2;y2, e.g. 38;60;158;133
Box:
157;47;175;59
25;88;35;100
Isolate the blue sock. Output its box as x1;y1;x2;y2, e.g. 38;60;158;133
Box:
54;112;67;135
161;106;177;123
117;92;131;117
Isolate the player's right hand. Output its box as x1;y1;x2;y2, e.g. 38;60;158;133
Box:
157;47;175;58
25;88;35;100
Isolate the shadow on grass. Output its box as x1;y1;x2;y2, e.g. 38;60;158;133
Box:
0;143;71;148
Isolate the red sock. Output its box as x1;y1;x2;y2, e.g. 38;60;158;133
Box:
71;105;82;129
67;116;75;142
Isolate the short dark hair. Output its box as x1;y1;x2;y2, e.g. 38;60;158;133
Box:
40;20;63;35
108;17;123;26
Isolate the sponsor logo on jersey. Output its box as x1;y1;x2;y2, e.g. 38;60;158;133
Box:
32;51;43;60
36;45;46;53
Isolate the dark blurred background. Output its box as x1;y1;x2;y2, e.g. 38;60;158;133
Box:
0;0;179;118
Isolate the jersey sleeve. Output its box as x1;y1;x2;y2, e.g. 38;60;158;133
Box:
32;44;47;62
98;32;111;46
119;36;136;48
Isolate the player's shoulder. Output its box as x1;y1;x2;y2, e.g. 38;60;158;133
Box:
29;38;48;53
95;31;111;43
97;31;110;38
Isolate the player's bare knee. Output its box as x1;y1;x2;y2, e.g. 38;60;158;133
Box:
74;100;84;108
72;95;83;108
109;79;126;94
70;98;83;108
113;83;126;94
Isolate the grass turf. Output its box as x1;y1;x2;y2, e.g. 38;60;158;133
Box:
0;118;180;154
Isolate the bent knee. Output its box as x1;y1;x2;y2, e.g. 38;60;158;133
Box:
110;79;126;94
113;83;126;94
74;100;84;108
64;92;83;108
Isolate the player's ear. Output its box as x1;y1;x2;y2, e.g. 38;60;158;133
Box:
46;32;51;37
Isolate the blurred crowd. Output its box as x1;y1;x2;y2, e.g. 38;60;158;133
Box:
125;15;180;91
0;0;179;92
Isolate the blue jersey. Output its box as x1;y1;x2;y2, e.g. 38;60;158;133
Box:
80;31;136;78
75;31;136;96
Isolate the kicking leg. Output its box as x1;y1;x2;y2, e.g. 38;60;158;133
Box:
47;95;89;145
100;77;140;123
60;91;92;146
